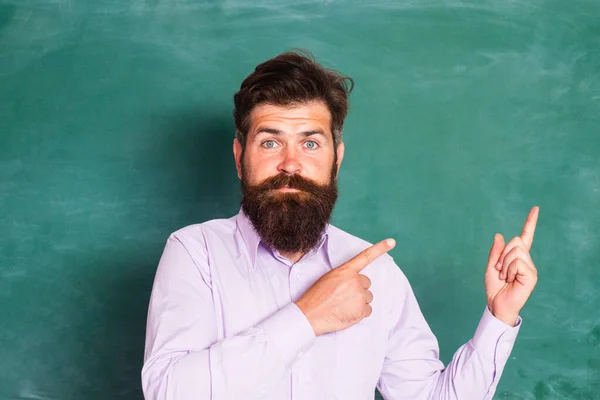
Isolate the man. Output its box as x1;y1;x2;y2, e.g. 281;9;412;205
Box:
142;51;539;399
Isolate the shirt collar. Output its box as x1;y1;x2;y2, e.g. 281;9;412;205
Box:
235;209;333;269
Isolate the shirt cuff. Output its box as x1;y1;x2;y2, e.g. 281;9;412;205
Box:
259;302;316;367
471;306;522;362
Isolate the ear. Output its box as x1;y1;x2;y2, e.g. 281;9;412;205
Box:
233;138;243;180
335;141;345;177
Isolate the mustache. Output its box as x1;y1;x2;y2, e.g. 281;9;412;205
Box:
253;173;328;194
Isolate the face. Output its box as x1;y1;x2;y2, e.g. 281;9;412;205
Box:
233;101;346;254
234;101;344;185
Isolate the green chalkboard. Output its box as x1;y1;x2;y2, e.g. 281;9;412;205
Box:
1;1;599;399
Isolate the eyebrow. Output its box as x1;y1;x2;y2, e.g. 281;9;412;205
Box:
255;127;328;138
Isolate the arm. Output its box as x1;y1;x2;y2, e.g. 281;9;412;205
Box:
379;207;541;399
377;266;521;400
141;234;316;400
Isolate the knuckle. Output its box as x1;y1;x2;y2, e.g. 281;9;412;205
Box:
503;249;515;260
511;257;520;266
520;258;528;265
515;249;527;259
353;275;365;290
503;241;518;256
530;263;538;273
515;257;523;267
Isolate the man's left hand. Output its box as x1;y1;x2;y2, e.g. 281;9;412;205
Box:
484;206;540;326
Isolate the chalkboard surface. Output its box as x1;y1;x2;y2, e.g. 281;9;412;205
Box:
1;1;599;399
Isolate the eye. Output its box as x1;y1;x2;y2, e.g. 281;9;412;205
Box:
304;140;319;150
261;140;279;149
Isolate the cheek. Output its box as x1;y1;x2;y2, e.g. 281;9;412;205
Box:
243;154;279;185
304;156;335;184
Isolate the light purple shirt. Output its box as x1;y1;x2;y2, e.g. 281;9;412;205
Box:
142;210;521;399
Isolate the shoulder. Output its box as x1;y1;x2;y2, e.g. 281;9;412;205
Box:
170;215;238;251
326;223;398;271
327;223;411;286
157;216;238;285
328;225;411;291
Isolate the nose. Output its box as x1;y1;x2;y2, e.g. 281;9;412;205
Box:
277;145;301;175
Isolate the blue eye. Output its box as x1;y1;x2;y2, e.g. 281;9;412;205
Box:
262;140;277;149
305;140;319;149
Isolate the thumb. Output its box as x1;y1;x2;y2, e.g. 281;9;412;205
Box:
486;233;505;272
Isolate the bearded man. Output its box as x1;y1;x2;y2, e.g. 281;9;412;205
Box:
141;51;540;400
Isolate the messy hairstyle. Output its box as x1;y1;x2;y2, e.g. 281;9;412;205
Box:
233;50;354;147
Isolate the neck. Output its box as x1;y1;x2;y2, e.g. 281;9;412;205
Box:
279;250;305;264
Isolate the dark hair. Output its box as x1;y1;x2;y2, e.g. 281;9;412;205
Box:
233;50;354;147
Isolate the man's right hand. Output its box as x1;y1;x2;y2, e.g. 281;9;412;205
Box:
294;238;396;336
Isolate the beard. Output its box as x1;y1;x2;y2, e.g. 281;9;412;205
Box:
241;164;338;255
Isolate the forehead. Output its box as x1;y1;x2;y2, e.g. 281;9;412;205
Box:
248;101;332;137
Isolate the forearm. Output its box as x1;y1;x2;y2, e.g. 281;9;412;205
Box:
379;307;520;400
420;307;521;400
377;258;525;400
142;302;316;400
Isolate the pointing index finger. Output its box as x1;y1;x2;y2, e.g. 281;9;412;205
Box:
520;206;539;251
346;238;396;272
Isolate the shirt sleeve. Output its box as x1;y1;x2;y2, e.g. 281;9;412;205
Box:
377;263;521;400
141;233;316;400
